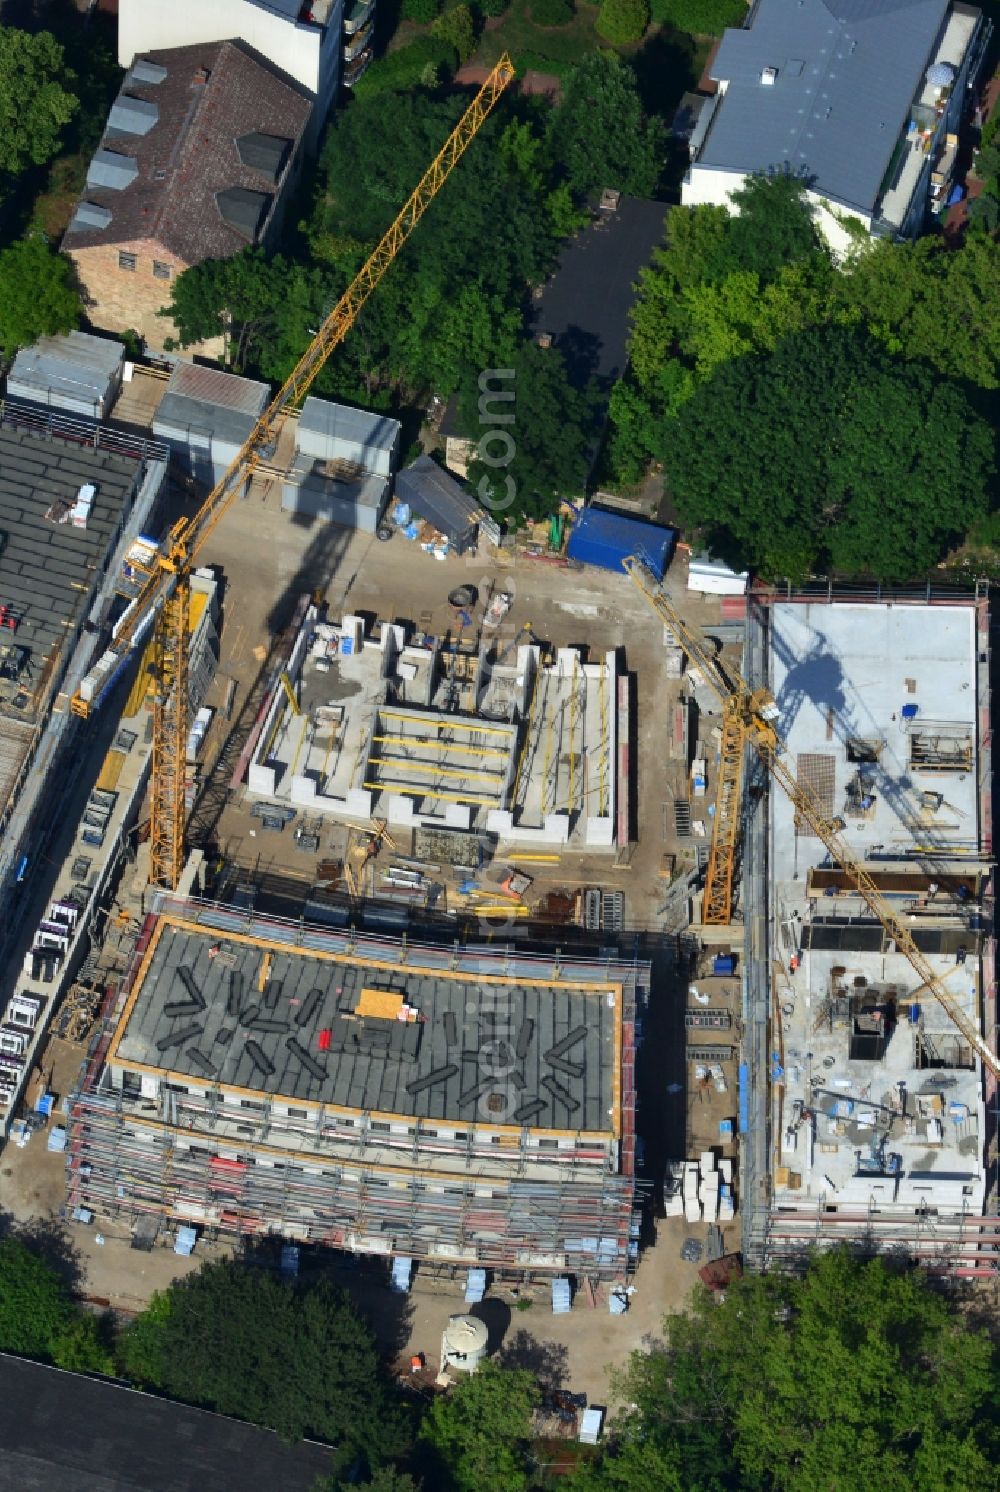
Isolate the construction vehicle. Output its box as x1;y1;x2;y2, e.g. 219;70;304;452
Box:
68;58;516;890
623;554;999;1081
345;817;397;900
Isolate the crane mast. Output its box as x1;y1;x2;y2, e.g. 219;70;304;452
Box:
71;56;516;889
624;554;999;1081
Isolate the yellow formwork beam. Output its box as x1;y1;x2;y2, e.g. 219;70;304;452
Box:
371;733;508;758
378;711;512;736
363;781;497;806
371;757;503;783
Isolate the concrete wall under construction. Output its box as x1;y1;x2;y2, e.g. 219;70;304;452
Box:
241;607;625;851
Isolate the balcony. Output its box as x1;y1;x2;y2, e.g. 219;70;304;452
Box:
343;20;373;59
342;48;373;87
343;0;375;35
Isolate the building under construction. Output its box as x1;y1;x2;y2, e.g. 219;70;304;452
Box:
740;585;999;1276
67;896;645;1278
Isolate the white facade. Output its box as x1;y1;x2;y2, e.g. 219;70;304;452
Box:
681;163;871;262
118;0;343;147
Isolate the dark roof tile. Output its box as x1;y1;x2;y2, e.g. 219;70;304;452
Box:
64;40;311;265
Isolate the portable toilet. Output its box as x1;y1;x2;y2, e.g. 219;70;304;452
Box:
440;1314;489;1373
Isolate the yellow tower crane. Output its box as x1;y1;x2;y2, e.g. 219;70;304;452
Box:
70;56;516;889
623;553;1000;1080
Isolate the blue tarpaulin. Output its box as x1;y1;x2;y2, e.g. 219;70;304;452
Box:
566;508;676;580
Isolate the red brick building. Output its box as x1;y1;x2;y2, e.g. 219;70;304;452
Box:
63;41;311;351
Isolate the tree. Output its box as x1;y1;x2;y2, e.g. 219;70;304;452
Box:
0;1237;110;1373
596;0;649;44
430;4;477;61
462;342;597;521
724;172;821;283
352;37;459;99
547;54;665;201
121;1261;408;1453
531;0;574;23
418;1360;539;1492
160;249;300;369
0;1238;75;1359
835;233;1000;389
647;0;745;31
577;1249;998;1492
0;27;77;178
0;233;80;353
402;0;441;20
316;1468;422;1492
668;327;995;581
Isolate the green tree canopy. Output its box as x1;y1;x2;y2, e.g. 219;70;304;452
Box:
160;248;302;369
669;326;995;581
0;233;80;354
120;1261;408;1452
461;342;597;521
574;1249;999;1492
0;1236;111;1373
834;233;1000;389
596;0;650;44
430;3;477;60
0;26;77;178
418;1359;539;1492
546;53;665;201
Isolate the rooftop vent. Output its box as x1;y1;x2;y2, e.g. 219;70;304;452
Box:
129;58;168;85
107;94;159;136
760;66;778;86
192;66;211;86
87;148;139;191
599;187;621;212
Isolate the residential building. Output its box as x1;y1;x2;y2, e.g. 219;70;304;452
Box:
62;42;312;350
681;0;993;255
117;0;373;142
740;584;998;1273
67;899;645;1280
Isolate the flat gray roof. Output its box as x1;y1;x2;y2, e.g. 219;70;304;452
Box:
8;332;123;405
703;0;950;215
298;396;400;456
114;919;618;1132
0;423;138;717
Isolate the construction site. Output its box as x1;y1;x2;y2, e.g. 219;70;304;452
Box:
64;899;644;1278
0;56;996;1419
242;600;625;852
740;586;999;1275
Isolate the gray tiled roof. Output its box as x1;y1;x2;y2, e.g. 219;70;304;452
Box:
701;0;950;214
116;922;616;1133
0;1354;335;1492
0;424;137;717
63;40;311;265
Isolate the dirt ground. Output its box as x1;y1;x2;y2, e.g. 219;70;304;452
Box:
0;484;739;1405
184;477;728;935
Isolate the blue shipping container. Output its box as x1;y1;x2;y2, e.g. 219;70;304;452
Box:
566;508;676;580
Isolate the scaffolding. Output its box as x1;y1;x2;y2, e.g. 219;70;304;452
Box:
65;1084;640;1277
65;896;649;1280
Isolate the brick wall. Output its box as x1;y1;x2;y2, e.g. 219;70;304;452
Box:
69;239;192;352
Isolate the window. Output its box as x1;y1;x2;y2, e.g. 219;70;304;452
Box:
152;260;171;279
118;251;137;271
